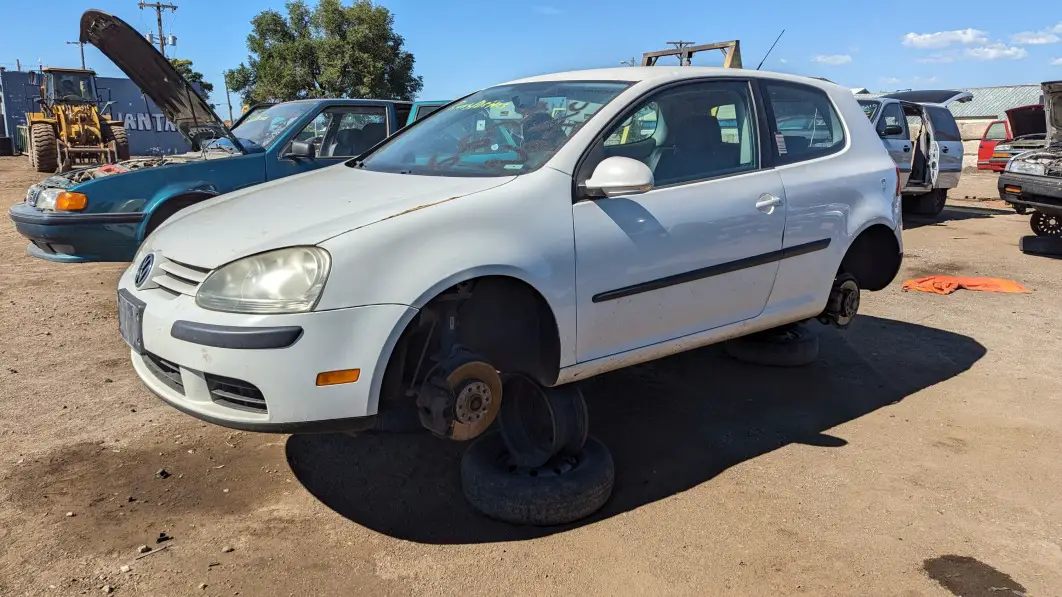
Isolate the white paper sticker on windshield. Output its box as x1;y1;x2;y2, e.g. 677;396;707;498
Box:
775;133;787;155
476;120;486;132
504;164;523;170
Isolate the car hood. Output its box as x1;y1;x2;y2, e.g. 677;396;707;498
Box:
80;10;241;152
1005;104;1046;139
1045;80;1061;144
149;166;515;269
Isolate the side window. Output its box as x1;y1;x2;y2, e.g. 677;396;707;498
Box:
926;106;961;142
394;104;412;129
588;81;758;187
296;106;387;158
414;104;443;121
985;122;1007;141
763;82;845;165
876;103;908;139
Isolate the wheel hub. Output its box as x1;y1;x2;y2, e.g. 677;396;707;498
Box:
454;380;493;425
1031;212;1062;237
416;353;503;442
820;274;860;328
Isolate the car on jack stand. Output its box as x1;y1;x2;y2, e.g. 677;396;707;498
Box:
118;67;903;525
999;81;1062;256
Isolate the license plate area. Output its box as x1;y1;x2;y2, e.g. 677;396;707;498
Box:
118;289;146;354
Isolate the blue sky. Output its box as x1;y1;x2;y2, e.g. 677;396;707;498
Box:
2;0;1060;111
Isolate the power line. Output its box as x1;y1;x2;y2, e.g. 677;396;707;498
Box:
138;2;178;57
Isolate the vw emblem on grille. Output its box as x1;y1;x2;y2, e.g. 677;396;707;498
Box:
134;253;155;288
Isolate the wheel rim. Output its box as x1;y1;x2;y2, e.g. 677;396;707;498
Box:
1031;212;1062;237
498;375;588;468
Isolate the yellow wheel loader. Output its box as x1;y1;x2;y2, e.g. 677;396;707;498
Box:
24;67;129;173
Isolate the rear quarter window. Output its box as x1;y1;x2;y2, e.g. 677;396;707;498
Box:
926;106;961;142
761;81;846;165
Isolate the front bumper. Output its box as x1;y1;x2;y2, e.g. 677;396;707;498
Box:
118;264;417;432
998;171;1062;214
8;203;144;262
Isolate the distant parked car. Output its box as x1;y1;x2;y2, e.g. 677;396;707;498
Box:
858;90;971;217
998;81;1061;236
986;104;1048;175
977;119;1011;171
7;10;444;263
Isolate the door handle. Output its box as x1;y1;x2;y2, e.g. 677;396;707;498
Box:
755;194;782;213
903;145;911;152
941;146;949;153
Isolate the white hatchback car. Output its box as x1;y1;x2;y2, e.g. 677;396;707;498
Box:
118;67;902;521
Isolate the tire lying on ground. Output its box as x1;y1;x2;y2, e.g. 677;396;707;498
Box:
461;432;614;526
1019;235;1062;257
724;323;820;367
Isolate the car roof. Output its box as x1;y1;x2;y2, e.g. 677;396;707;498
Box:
278;98;412;106
503;67;847;92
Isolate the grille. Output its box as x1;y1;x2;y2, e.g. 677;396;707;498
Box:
153;256;210;297
143;352;185;395
206;374;267;413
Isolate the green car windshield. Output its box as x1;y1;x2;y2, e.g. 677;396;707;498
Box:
228;103;316;149
356;81;631;177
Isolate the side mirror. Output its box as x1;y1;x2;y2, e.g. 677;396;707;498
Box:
283;140;315;160
880;124;904;137
27;71;38;86
583;156;654;198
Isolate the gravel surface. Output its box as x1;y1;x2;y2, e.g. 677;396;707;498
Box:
1;156;1060;596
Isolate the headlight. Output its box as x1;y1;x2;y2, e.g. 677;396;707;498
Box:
1006;159;1045;176
195;247;331;314
36;188;60;211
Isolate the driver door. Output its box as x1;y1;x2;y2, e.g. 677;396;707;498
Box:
268;105;388;180
876;102;913;188
572;80;787;363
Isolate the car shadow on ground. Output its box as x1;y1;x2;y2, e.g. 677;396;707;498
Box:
903;207;998;230
285;315;985;544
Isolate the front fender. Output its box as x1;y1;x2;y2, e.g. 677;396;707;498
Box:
316;170;579;367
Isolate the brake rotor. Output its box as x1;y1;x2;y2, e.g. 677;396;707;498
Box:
445;360;503;441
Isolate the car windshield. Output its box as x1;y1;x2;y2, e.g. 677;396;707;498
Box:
226;103;316;150
355;81;631;177
857;99;881;120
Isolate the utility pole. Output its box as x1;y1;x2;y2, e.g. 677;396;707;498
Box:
665;40;695;65
223;70;234;124
138;1;178;57
66;41;87;69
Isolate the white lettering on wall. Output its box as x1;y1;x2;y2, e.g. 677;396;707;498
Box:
114;112;179;133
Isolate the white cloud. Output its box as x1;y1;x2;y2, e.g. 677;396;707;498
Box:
914;75;940;83
964;44;1029;60
902;28;988;49
779;58;788;63
1052;57;1062;66
812;54;852;65
532;5;562;15
1011;32;1060;45
880;76;902;85
1011;22;1062;44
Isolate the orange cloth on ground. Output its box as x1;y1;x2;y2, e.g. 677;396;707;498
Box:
901;276;1031;295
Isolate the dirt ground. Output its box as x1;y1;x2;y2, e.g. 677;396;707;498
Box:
1;156;1059;597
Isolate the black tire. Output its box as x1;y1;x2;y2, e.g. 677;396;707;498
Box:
1030;212;1062;237
1019;235;1062;257
30;123;57;173
1012;204;1028;215
461;432;614;526
102;122;130;161
724;323;820;367
908;189;947;217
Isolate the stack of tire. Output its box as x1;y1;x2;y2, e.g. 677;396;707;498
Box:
1020;212;1062;258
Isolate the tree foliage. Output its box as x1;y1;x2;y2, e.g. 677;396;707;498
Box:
169;58;213;102
225;0;423;105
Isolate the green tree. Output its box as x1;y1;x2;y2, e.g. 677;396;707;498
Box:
169;58;214;102
225;0;423;105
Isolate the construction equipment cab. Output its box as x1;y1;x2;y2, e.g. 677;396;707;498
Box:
23;67;129;173
857;90;972;217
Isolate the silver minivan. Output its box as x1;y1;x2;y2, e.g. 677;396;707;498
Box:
857;90;972;217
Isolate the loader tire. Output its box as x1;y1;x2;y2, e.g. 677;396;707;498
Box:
102;122;130;161
30;124;58;173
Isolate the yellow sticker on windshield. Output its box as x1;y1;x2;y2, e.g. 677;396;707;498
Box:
449;100;510;111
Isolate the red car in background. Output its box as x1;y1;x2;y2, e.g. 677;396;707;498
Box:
978;104;1047;172
977;119;1010;171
